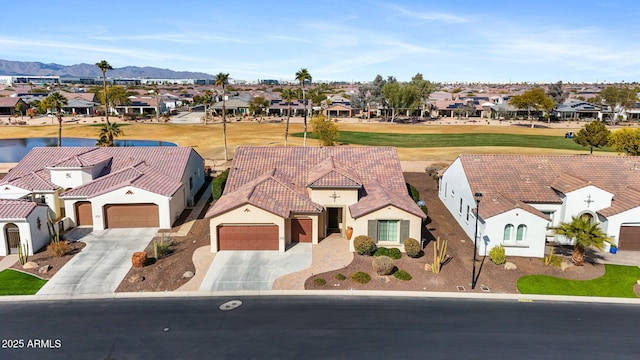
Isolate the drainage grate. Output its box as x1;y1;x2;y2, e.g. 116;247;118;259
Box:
219;300;243;311
457;285;466;291
480;285;490;292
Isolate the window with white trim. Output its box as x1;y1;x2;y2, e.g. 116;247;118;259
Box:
377;220;399;242
503;224;514;242
516;224;526;242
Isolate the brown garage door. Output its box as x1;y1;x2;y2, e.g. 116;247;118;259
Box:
75;201;93;226
291;219;312;243
104;204;159;228
218;225;278;250
618;226;640;250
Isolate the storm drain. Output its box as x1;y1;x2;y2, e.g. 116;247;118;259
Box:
219;300;243;311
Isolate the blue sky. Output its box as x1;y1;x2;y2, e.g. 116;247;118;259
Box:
2;0;639;83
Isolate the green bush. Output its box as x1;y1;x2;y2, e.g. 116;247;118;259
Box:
372;255;395;275
393;270;412;281
406;183;420;202
374;247;402;259
353;235;377;256
489;245;506;265
313;277;327;286
335;273;347;281
403;238;422;258
211;168;230;200
350;271;371;284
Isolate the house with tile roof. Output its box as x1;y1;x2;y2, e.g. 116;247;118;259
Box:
0;199;51;256
0;147;204;246
205;146;425;252
439;154;640;258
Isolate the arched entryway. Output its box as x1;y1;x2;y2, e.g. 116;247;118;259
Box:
4;223;20;254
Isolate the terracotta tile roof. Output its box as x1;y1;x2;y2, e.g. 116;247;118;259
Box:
49;149;113;168
0;199;47;219
480;192;551;221
457;154;640;218
207;146;424;219
599;187;640;217
350;180;425;218
0;97;21;107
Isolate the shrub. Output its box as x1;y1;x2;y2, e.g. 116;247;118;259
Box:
350;271;371;284
335;273;347;281
425;165;444;180
313;278;327;286
374;247;402;259
353;235;377;256
372;255;395;275
393;270;412;281
406;183;420;202
543;247;563;268
211;168;230;200
489;245;506;265
403;238;421;258
153;234;173;259
47;241;70;257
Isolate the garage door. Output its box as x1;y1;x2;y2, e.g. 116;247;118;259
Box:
618;226;640;250
291;219;312;243
104;204;159;228
75;201;93;226
218;225;278;250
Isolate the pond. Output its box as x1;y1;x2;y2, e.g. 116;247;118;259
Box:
0;138;177;163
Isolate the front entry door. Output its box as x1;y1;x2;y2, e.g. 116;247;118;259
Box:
5;225;20;254
327;207;342;234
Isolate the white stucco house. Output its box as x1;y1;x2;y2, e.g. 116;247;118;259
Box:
0;199;52;256
206;146;426;252
439;154;640;258
0;146;205;248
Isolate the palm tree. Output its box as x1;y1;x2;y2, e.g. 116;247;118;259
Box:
215;72;230;161
42;92;68;147
95;60;114;125
553;216;612;266
280;88;296;146
97;122;124;147
202;89;214;125
295;68;312;146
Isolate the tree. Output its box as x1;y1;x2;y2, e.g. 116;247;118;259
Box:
215;72;230;161
14;102;24;120
546;81;567;108
295;68;312;146
248;96;269;117
609;128;640;156
409;73;435;118
41;92;68;147
350;84;369;119
597;85;638;125
311;115;339;146
381;81;401;122
509;88;555;127
97;122;124;146
95;60;113;124
280;88;296;146
553;216;611;266
573;120;610;154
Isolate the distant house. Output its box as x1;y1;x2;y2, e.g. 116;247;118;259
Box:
553;100;602;121
267;99;312;117
0;97;27;116
115;96;166;116
206;146;425;252
440;154;640;258
211;98;249;116
0;147;205;234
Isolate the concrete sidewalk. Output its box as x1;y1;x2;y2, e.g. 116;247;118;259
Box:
0;255;17;272
37;228;157;296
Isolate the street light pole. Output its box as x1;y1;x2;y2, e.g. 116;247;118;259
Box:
471;192;482;289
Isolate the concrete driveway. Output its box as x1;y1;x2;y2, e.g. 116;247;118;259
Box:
37;228;157;296
199;243;312;291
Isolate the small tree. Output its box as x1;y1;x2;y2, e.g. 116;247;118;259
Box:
41;92;68;146
553;216;611;266
573;120;611;154
509;88;555;127
310;115;339;146
609;128;640;156
597;85;638;125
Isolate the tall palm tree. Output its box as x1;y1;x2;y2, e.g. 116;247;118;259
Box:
280;88;296;146
97;122;124;147
295;68;312;146
553;216;612;266
42;92;68;147
95;60;114;125
215;72;230;161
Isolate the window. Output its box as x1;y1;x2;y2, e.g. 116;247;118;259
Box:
189;177;193;190
503;224;514;242
377;220;398;242
516;225;526;242
451;189;455;198
459;198;463;214
542;211;554;229
466;205;471;222
444;183;447;198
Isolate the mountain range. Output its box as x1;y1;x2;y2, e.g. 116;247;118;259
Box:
0;59;214;79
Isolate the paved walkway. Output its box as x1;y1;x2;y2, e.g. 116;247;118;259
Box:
597;250;640;267
37;228;157;296
0;255;17;272
176;245;216;292
272;234;353;290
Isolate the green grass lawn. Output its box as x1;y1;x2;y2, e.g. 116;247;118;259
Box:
295;131;614;151
0;269;47;295
517;264;640;298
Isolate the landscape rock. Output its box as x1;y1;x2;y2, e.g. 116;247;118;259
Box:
504;262;517;270
424;263;432;272
560;261;572;272
38;264;51;274
182;271;195;279
128;274;145;283
22;261;39;269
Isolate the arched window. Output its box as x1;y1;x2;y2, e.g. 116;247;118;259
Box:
516;224;527;242
503;224;514;242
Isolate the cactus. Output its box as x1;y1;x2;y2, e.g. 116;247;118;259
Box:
46;212;60;244
17;241;29;265
544;246;555;266
432;236;448;274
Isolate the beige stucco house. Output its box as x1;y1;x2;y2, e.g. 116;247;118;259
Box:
206;146;425;252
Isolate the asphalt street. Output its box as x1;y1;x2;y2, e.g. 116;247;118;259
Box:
1;296;639;359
